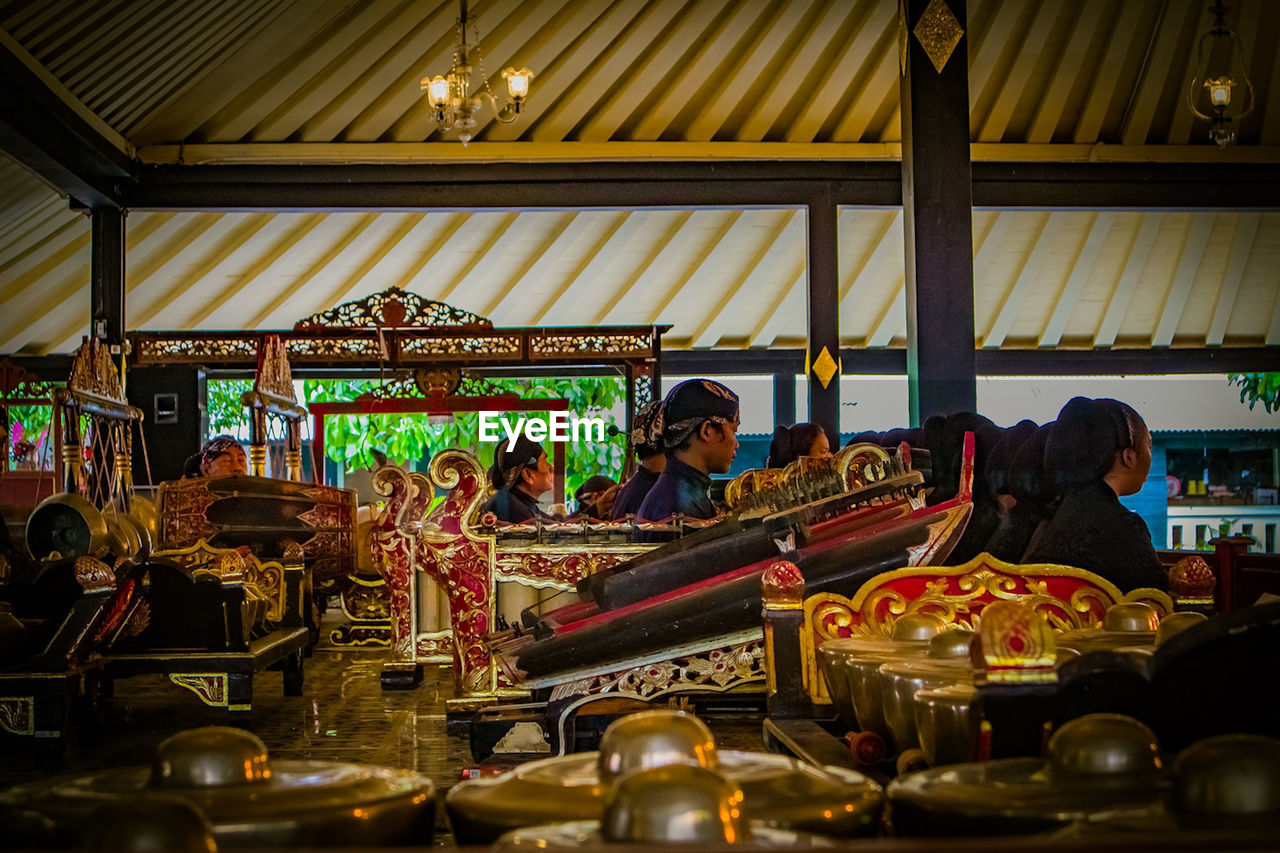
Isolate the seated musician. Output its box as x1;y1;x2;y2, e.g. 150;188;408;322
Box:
610;401;665;520
481;435;555;524
765;422;831;468
571;475;617;520
636;379;739;524
1023;397;1168;592
183;435;248;478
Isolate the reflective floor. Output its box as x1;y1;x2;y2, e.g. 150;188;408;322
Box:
1;624;767;843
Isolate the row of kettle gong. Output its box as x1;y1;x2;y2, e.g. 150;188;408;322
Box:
817;601;1208;771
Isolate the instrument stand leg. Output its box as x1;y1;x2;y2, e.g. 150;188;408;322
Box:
228;673;253;727
283;650;304;696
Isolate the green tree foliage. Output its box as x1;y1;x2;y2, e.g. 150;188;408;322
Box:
206;377;628;498
1228;373;1280;414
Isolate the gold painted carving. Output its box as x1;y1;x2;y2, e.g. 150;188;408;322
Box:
913;0;964;74
67;338;125;403
547;640;766;703
169;673;228;707
153;539;286;623
0;697;34;735
73;556;115;592
253;334;297;402
293;287;492;329
400;335;523;359
530;333;651;359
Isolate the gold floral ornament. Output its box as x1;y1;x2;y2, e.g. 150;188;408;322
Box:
913;0;964;74
973;600;1057;685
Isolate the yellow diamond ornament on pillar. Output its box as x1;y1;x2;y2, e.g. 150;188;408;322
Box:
913;0;964;74
811;346;839;389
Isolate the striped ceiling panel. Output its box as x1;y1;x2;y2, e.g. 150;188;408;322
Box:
3;0;1278;147
1;190;1276;356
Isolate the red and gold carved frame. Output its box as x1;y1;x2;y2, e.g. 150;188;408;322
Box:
372;449;652;699
800;551;1175;705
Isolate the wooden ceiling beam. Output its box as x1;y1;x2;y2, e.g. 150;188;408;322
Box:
1073;0;1150;144
983;211;1060;347
0;30;133;207
531;210;637;324
1039;211;1114;346
1152;212;1214;345
1207;212;1260;345
976;1;1062;142
786;0;887;143
1120;0;1197;147
1094;212;1164;347
590;210;694;326
865;280;905;348
1026;0;1108;144
480;211;584;318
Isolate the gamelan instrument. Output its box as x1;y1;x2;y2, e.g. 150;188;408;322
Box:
448;709;881;844
0;726;436;848
489;440;969;690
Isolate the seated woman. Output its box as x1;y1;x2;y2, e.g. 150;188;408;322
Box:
636;378;740;524
765;422;832;468
183;435;248;478
1023;397;1168;592
984;421;1058;564
611;401;666;520
481;434;555;524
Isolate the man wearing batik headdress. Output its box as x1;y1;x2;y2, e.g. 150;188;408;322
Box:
182;435;248;478
480;434;555;524
610;400;667;520
636;379;739;524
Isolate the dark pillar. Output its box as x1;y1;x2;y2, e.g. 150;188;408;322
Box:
772;370;796;428
90;207;126;348
806;193;839;440
127;366;207;485
901;0;976;425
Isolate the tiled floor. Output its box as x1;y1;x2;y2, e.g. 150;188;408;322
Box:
1;626;767;844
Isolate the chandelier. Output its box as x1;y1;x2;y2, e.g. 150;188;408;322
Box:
420;0;533;144
1186;0;1254;148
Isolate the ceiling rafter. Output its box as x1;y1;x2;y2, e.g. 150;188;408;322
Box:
1026;0;1108;144
737;0;850;142
531;210;636;324
469;0;610;142
1095;212;1164;347
865;280;905;348
591;210;694;325
391;211;470;294
983;211;1060;347
246;213;382;328
682;0;814;142
532;0;685;142
627;1;770;141
305;213;443;316
1039;211;1114;346
839;209;900;303
830;18;895;141
131;213;276;328
575;0;730;141
434;211;523;304
785;0;887;143
1207;212;1260;345
644;210;747;327
1120;0;1196;147
748;264;806;347
195;0;411;143
1152;211;1214;345
967;0;1029;117
480;210;584;317
976;1;1062;142
688;210;800;347
175;213;330;330
297;0;459;143
1073;0;1151;143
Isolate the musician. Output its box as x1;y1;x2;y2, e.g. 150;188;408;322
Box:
186;435;248;478
1024;397;1168;591
637;379;739;524
765;422;831;468
611;401;666;520
481;434;555;524
572;475;617;520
